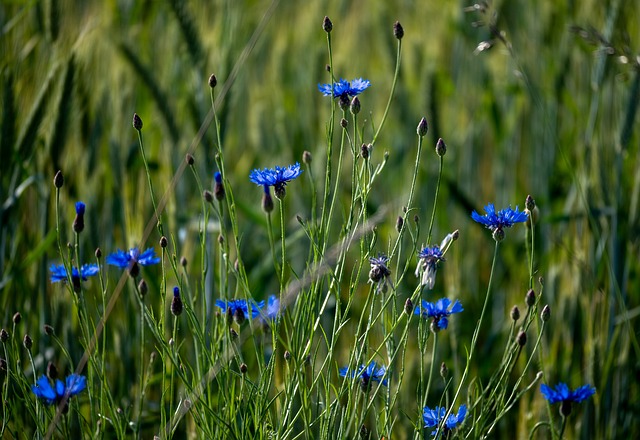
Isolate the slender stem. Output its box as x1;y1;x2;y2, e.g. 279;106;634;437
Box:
136;129;163;236
559;415;567;439
425;332;437;402
426;156;443;244
372;39;402;145
279;199;286;294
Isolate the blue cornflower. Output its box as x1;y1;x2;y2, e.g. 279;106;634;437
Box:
32;374;87;406
541;382;595;416
216;298;265;325
414;298;464;331
339;361;388;391
106;248;160;278
249;163;303;199
75;202;85;215
213;171;225;201
73;201;86;233
318;78;371;99
471;203;528;241
50;264;99;283
415;245;444;289
423;405;466;436
262;294;280;321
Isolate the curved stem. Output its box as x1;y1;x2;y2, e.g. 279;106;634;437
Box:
136;129;163;236
372;39;402;145
426;156;443;244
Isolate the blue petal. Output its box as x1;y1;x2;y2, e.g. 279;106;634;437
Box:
65;374;87;396
32;375;57;403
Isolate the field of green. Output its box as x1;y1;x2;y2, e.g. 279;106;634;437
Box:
1;0;639;438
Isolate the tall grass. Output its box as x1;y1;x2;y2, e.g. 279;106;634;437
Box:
0;0;639;438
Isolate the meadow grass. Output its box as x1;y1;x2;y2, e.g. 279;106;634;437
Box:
1;0;639;438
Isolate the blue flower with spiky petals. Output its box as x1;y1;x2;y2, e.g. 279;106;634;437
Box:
216;298;265;324
249;163;303;199
339;361;388;390
318;78;371;99
541;383;595;404
106;248;160;278
471;203;528;241
49;264;99;284
261;294;281;321
414;298;463;331
32;374;87;406
423;405;466;436
415;245;445;289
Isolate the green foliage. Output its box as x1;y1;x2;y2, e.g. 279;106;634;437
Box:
0;0;639;438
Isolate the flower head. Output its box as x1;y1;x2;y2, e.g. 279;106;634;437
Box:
318;78;371;99
106;248;160;278
415;245;444;289
339;361;388;390
414;298;463;331
541;382;595;417
260;294;281;322
50;264;99;284
471;203;528;241
423;405;466;436
215;298;265;324
32;374;87;406
249;163;302;199
369;254;392;292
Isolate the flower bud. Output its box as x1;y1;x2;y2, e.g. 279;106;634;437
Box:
240;363;248;374
73;201;86;233
302;150;312;164
322;16;333;33
340;117;348;128
492;228;505;242
404;298;414;315
44;325;55;336
510;305;520;322
435;138;447;157
262;186;274;213
517;331;527;347
541;305;550;322
284;350;292;362
54;170;64;188
95;247;102;259
440;362;448;379
138;279;148;297
417;117;428;137
361;143;369;160
208;74;217;88
12;312;21;324
185;153;195;166
160;236;168;248
171;287;183;316
525;289;536;307
396;215;404;233
133;113;143;130
350;97;361;115
393;21;404;40
359;424;370;439
214;172;225;201
203;190;214;203
180;256;188;268
0;329;8;343
23;334;32;350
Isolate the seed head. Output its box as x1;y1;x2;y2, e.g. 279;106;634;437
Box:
393;21;404;40
133;113;143;131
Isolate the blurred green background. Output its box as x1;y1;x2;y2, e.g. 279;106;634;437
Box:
1;0;639;437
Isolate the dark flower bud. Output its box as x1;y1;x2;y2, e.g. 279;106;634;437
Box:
440;362;448;379
541;305;550;322
393;21;404;40
214;172;225;201
229;328;238;339
492;228;505;242
133;113;143;130
525;289;536;307
0;329;8;343
233;308;245;325
404;298;414;315
435;138;447;157
350;97;361;115
54;170;64;188
325;64;331;72
240;363;248;374
160;236;168;248
340;117;348;128
517;331;527;347
47;361;58;380
417;117;428;137
180;256;188;268
203;190;214;203
452;229;460;241
525;195;535;211
23;334;32;350
95;247;102;259
359;424;370;439
73;201;85;233
361;143;369;160
12;312;21;324
560;400;573;417
396;215;404;233
510;305;520;322
296;214;304;226
262;186;274;213
284;350;291;362
185;153;195;166
208;74;217;88
138;279;148;297
339;95;350;111
44;325;55;336
322;16;333;33
302;150;312;164
171;287;183;316
414;214;420;225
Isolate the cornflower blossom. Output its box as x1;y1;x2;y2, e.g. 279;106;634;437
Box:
32;374;87;406
317;78;371;99
541;382;595;416
216;298;265;325
415;245;444;289
422;405;466;436
369;254;392;293
106;247;160;278
471;203;528;241
414;298;464;331
261;294;281;321
249;163;303;199
50;263;99;293
339;361;388;391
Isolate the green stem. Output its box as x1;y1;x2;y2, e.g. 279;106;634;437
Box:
372;39;402;145
426;156;443;244
136;129;163;236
